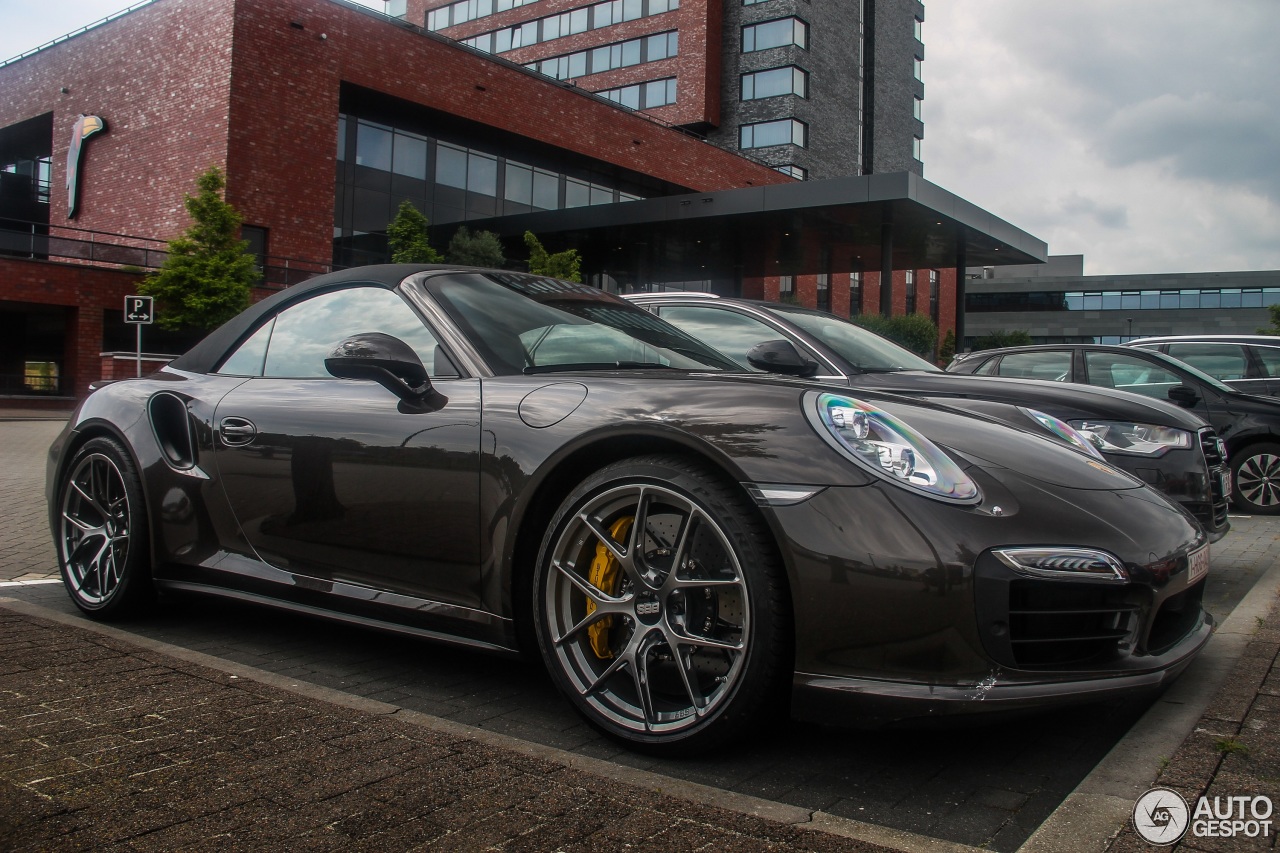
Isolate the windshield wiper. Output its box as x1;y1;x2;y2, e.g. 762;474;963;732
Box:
523;361;683;374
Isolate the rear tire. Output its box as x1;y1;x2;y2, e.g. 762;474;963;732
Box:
56;436;155;619
1230;442;1280;515
533;455;791;754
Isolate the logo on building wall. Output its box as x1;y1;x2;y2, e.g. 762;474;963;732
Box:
66;114;107;219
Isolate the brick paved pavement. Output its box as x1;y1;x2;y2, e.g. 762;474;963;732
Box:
0;421;59;583
0;608;895;853
1106;593;1280;852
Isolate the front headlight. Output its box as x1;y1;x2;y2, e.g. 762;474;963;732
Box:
807;392;979;503
1068;420;1193;457
1019;408;1106;461
993;547;1128;582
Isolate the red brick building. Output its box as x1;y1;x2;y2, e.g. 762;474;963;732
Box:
0;0;1041;400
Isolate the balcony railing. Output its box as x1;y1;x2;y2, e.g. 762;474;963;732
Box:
0;220;332;288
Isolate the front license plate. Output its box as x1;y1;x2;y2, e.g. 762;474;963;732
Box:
1187;546;1210;586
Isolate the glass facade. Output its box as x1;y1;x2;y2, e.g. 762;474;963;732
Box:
967;288;1280;313
333;112;654;268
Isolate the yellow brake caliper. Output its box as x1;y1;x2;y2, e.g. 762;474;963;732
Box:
586;516;634;659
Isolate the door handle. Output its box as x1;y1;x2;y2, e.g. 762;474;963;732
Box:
219;416;257;446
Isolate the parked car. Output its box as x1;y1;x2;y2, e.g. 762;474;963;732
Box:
1126;335;1280;397
626;293;1229;539
49;266;1212;753
949;343;1280;515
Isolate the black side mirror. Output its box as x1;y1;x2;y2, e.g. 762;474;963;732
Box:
325;333;440;410
746;339;820;377
1167;384;1200;408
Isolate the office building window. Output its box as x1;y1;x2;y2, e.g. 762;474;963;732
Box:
741;66;807;100
913;136;922;161
595;77;677;109
774;164;806;180
914;57;923;80
905;270;916;314
817;272;829;312
460;0;679;53
427;0;540;30
913;96;923;120
928;269;939;321
849;272;862;316
528;31;677;81
779;275;794;299
742;18;807;52
739;118;807;149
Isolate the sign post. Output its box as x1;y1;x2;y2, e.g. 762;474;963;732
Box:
123;295;154;377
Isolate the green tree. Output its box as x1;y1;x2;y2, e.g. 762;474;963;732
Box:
387;200;442;263
1257;304;1280;335
139;166;257;331
852;312;939;357
972;329;1034;351
938;328;957;364
447;226;505;267
524;231;581;282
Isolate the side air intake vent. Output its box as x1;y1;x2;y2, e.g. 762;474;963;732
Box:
148;392;196;470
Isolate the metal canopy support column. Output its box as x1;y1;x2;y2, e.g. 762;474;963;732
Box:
954;228;967;349
880;220;894;318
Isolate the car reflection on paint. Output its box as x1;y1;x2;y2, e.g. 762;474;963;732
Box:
48;265;1212;754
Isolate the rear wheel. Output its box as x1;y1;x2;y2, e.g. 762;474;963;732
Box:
533;455;790;753
56;436;154;618
1231;442;1280;515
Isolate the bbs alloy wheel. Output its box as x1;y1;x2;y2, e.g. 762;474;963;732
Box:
57;437;154;618
534;456;789;753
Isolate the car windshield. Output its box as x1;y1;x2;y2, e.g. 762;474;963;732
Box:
429;273;740;375
767;305;941;372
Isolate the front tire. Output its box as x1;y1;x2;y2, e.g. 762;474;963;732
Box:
1231;442;1280;515
533;455;791;753
56;436;155;618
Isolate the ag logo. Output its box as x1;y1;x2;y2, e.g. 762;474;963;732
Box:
1133;787;1190;845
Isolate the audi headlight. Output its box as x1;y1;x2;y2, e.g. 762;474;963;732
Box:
1019;408;1106;461
807;392;979;503
1068;420;1192;457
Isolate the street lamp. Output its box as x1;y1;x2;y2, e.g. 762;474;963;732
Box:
1126;317;1134;341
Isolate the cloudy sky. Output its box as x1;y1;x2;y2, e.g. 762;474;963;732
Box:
4;0;1277;275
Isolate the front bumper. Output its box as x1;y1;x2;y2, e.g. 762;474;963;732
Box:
792;607;1211;726
767;476;1212;726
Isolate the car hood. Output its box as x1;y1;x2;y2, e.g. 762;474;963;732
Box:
584;371;1149;493
856;371;1208;430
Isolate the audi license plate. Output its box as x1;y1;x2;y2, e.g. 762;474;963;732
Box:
1187;545;1210;586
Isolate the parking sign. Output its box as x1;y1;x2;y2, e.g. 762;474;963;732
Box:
124;295;154;325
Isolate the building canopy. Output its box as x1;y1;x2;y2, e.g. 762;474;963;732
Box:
466;171;1047;284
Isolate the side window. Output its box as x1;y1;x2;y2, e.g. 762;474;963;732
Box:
1164;343;1248;380
971;358;1000;376
217;318;275;376
992;350;1072;381
1084;352;1181;398
219;287;444;378
658;305;784;370
1253;346;1280;378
